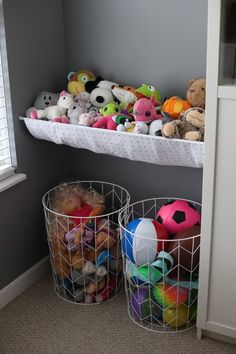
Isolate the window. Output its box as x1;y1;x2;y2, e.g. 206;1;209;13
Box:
0;2;25;191
0;3;16;181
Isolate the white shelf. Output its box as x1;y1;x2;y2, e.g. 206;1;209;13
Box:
22;118;204;168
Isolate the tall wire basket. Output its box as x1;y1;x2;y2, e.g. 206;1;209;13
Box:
119;198;201;332
42;180;130;304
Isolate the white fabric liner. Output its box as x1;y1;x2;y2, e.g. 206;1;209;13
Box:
23;118;204;168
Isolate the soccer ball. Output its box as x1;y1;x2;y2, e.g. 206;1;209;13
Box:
156;200;201;236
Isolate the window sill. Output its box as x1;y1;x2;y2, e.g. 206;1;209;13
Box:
0;173;27;193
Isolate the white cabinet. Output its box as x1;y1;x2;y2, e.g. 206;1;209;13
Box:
197;0;236;341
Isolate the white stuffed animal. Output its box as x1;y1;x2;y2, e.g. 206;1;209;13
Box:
67;102;86;125
78;112;98;127
30;90;74;121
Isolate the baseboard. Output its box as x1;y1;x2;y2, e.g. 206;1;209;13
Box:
0;255;50;310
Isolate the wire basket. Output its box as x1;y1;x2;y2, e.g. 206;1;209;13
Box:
119;198;201;332
42;180;130;304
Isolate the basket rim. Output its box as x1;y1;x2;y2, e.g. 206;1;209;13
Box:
118;197;201;242
42;180;131;219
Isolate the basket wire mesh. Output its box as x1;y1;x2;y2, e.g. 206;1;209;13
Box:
119;198;201;332
43;180;130;305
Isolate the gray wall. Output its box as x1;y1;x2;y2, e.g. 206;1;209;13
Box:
63;0;207;97
63;0;207;202
0;0;69;289
0;0;207;290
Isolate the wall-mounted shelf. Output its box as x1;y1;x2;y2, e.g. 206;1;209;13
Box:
22;118;204;169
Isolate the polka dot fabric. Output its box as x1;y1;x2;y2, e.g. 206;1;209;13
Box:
23;118;204;168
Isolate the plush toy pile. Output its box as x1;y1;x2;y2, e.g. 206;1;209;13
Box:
121;199;201;329
26;70;206;141
48;183;122;304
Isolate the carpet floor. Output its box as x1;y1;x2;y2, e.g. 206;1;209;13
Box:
0;275;236;354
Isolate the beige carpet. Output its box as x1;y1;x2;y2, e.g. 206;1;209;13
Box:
0;275;236;354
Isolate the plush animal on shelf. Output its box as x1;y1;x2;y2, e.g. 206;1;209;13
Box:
132;121;149;134
78;112;98;126
148;116;172;136
92;114;132;130
136;84;161;102
99;102;124;116
86;78;118;108
67;102;86;125
26;91;60;118
133;96;162;123
33;91;59;109
186;78;206;109
67;70;96;96
111;86;139;111
161;96;192;120
75;91;91;110
162;107;205;141
30;91;74;121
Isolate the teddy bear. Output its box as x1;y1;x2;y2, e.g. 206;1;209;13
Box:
186;78;206;109
161;107;205;141
161;78;206;120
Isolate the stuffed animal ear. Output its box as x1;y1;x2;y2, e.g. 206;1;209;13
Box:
188;79;196;87
85;76;103;93
67;72;75;81
60;90;66;96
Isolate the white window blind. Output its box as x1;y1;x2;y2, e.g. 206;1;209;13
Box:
0;3;16;182
0;52;11;173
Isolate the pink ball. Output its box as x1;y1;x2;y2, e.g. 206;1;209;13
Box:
156;200;201;236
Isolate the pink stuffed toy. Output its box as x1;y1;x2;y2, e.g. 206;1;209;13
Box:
133;95;162;123
78;112;97;126
92;114;132;130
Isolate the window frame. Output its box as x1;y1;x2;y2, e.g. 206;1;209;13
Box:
0;1;26;191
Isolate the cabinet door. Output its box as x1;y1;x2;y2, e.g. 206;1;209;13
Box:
206;98;236;336
198;0;236;339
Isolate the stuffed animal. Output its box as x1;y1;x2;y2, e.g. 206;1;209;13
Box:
162;107;205;141
33;91;59;109
136;84;161;102
67;70;96;96
149;115;172;136
51;183;105;216
132;121;149;134
75;91;91;110
133;96;162;123
186;78;206;108
30;91;74;121
99;102;124;116
161;96;192;120
148;119;163;136
111;86;139;110
86;78;118;108
67;102;86;125
26;91;60;118
95;219;117;250
78;112;98;126
92;114;132;130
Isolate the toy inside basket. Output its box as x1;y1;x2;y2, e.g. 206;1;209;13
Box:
43;180;130;304
119;197;201;332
